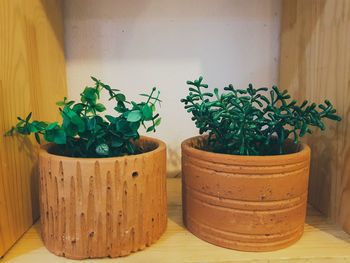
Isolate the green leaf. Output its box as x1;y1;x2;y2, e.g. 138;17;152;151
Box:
126;110;142;122
26;112;32;122
125;141;135;153
17;126;28;135
114;101;126;113
105;115;115;123
37;121;48;129
66;100;75;107
56;101;65;106
96;143;109;156
214;88;219;99
114;107;122;113
83;88;97;100
62;115;70;128
34;133;41;144
116;118;130;133
54;129;66;144
95;103;106;112
154;118;161;126
300;123;308;137
146;125;155;132
66;109;77;118
116;93;126;101
43;131;55;142
28;124;39;133
327;114;342;121
71;116;85;132
46;122;59;130
72;103;85;113
94;115;104;125
66;124;78;137
87;118;96;130
142;105;153;120
111;137;124;147
96;130;106;138
86;136;95;150
130;121;140;132
94;124;102;132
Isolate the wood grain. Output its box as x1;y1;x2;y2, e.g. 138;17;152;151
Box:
0;0;67;256
279;0;350;233
2;178;350;263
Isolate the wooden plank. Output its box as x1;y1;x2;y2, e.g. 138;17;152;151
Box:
0;0;67;256
2;178;350;262
279;0;350;232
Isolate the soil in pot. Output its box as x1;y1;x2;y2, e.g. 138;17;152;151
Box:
182;135;311;252
39;136;167;259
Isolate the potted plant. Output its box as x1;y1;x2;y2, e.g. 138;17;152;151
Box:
6;77;167;259
180;77;341;251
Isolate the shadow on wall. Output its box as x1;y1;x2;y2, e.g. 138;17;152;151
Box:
167;144;182;178
305;204;350;244
16;135;41;221
39;0;65;53
305;124;338;217
31;164;40;222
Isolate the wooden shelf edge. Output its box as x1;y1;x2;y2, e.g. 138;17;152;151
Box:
3;178;350;263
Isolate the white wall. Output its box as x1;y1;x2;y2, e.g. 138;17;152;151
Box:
63;0;281;176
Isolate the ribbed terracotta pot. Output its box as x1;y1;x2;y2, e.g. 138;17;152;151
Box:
182;135;311;252
39;136;167;259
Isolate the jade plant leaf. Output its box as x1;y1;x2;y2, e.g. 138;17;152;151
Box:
6;77;161;158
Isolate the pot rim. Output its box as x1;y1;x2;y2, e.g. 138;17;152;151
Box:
39;135;166;161
181;135;310;165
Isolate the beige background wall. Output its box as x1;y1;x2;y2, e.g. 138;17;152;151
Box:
62;0;282;176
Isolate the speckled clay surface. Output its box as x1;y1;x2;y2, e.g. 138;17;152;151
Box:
182;135;311;252
39;136;167;259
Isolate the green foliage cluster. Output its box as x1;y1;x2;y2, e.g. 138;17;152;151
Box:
181;77;341;155
6;77;161;157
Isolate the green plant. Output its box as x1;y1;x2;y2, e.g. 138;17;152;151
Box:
181;76;341;155
6;77;161;157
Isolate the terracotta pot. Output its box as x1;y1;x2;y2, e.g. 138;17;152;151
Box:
181;135;311;252
39;136;167;259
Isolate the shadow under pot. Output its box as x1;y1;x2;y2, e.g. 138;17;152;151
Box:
181;135;311;252
39;136;167;259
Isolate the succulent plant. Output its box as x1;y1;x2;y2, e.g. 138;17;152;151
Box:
181;77;341;155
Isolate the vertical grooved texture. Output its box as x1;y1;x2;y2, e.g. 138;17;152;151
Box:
39;137;167;259
182;136;311;252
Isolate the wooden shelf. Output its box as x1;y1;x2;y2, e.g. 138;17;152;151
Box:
3;178;350;262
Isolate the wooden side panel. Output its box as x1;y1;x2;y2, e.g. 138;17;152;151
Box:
279;0;350;232
0;0;67;256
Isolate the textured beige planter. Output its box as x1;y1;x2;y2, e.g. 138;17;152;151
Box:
39;136;167;259
182;135;311;252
